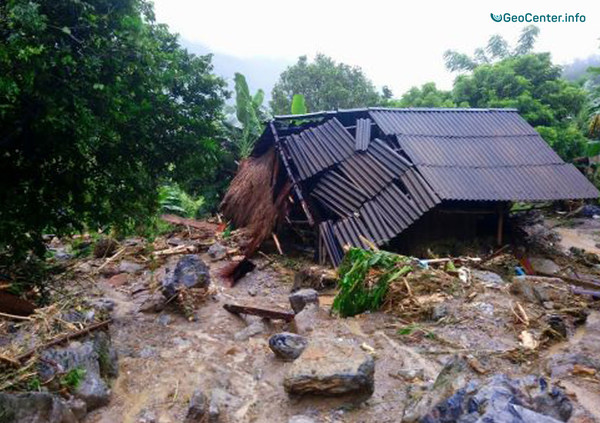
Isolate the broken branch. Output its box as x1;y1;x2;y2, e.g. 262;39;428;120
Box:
223;303;294;322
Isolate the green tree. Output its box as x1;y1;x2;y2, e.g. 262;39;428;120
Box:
389;83;456;108
270;54;381;115
452;53;588;160
0;0;227;258
444;25;540;72
224;73;265;159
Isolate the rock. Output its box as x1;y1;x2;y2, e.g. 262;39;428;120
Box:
247;287;257;297
418;374;572;423
185;389;207;422
118;260;145;274
107;272;129;287
66;397;87;421
162;255;210;299
288;416;316;423
283;339;375;397
510;277;554;304
471;269;505;287
293;304;329;335
233;320;265;341
208;388;241;423
530;257;561;275
292;266;337;292
38;332;117;411
88;298;115;313
0;392;77;423
138;292;166;313
430;303;448;321
289;289;319;313
269;333;308;360
157;313;171;326
207;243;227;261
403;355;470;422
93;237;118;258
137;409;157;423
546;314;568;339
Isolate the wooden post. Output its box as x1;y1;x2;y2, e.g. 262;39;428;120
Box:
270;122;315;226
496;204;504;246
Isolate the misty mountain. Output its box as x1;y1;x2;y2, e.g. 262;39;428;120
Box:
563;54;600;82
181;39;292;101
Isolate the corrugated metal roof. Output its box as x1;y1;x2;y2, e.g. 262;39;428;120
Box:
418;164;598;201
398;134;563;167
369;109;537;137
285;118;354;181
355;118;371;151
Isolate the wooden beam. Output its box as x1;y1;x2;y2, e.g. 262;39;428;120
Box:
497;205;504;246
223;303;295;321
270;122;314;226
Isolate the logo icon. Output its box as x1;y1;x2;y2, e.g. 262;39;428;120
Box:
490;13;502;22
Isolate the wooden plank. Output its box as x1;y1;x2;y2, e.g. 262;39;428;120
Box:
223;303;295;321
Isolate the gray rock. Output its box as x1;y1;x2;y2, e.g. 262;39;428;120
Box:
157;313;171;326
293;304;329;335
208;388;241;423
471;269;505;287
284;339;374;397
162;255;210;299
207;243;227;261
289;289;319;313
66;397;87;421
38;332;117;411
233;320;265;341
530;257;561;275
403;355;470;422
138;292;166;313
185;389;207;422
292;266;337;292
511;277;553;304
431;303;448;321
269;333;308;360
118;260;145;274
0;392;77;423
88;298;115;313
418;374;571;423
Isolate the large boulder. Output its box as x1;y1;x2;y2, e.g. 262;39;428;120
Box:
283;339;374;397
38;331;117;412
162;255;210;299
0;392;77;423
269;332;308;360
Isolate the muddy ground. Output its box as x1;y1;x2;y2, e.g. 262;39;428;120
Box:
22;216;600;422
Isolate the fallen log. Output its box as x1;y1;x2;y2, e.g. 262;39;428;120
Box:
160;214;218;233
535;271;600;291
223;303;294;322
16;319;112;363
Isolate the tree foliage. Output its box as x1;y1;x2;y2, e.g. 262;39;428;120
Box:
270;54;381;115
0;0;227;258
453;53;588;159
388;83;455;108
444;25;540;72
225;72;265;159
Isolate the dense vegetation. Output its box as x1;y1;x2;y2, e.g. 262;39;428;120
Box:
0;0;227;258
270;54;383;115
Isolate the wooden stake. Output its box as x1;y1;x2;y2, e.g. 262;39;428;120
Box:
272;233;283;255
497;205;504;246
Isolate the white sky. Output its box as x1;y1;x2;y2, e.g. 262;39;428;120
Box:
153;0;600;95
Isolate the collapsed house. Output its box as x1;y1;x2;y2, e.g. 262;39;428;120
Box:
221;108;599;266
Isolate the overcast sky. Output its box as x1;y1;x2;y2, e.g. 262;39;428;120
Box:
153;0;599;96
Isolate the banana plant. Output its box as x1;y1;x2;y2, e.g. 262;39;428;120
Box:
227;73;265;159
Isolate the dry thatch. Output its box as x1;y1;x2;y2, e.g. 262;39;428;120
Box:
220;147;290;255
